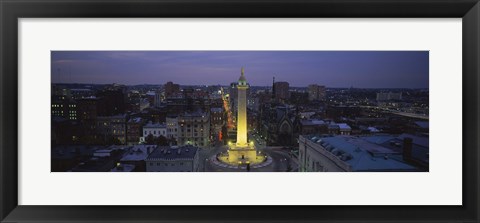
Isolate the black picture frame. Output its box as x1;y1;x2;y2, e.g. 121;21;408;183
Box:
1;0;479;222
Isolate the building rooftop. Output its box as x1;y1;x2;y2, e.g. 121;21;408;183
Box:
77;96;98;100
128;117;143;123
111;163;136;172
210;107;223;112
120;145;156;161
97;114;127;119
144;122;166;129
390;134;429;165
180;111;208;118
71;150;126;172
414;121;429;129
94;146;128;157
306;135;418;171
300;119;326;126
51;145;102;160
146;146;199;161
146;91;156;96
337;123;352;131
70;89;93;92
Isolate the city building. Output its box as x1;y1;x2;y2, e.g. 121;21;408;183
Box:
154;89;162;107
308;84;326;101
142;122;167;138
70;88;95;99
110;163;136;172
376;92;403;101
298;134;422;172
97;85;126;116
296;119;328;135
247;95;260;111
259;104;296;146
51;145;100;171
76;97;98;122
210;107;224;138
166;115;179;143
95;114;127;144
126;117;145;145
164;81;180;98
139;98;150;111
71;146;127;172
145;146;200;172
144;90;156;106
119;145;156;171
274;81;290;100
229;82;238;114
327;123;352;135
177;112;210;147
51;95;77;121
127;90;141;112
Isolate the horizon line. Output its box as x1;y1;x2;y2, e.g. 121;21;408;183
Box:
51;82;429;89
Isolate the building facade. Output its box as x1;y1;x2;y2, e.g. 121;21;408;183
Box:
143;122;167;138
95;115;127;144
376;92;403;101
177;112;210;147
146;146;200;172
274;81;290;100
166;116;179;142
308;84;326;101
164;81;180;98
126;117;145;145
51;95;77;121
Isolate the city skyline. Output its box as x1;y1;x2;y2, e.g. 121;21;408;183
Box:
51;51;429;88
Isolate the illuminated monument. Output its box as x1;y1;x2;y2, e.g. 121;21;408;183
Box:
226;67;262;164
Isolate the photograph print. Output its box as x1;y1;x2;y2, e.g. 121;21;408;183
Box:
51;51;429;172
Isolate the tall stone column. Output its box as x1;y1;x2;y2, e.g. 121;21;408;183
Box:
236;73;248;147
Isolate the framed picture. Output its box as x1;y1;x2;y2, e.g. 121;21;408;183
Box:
1;0;479;222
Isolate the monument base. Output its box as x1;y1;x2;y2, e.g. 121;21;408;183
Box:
227;147;258;164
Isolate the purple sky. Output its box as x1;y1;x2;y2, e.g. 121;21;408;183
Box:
51;51;428;88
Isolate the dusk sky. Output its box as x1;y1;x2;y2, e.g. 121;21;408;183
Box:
51;51;428;88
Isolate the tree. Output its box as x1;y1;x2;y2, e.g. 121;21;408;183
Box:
145;134;155;145
156;135;169;146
